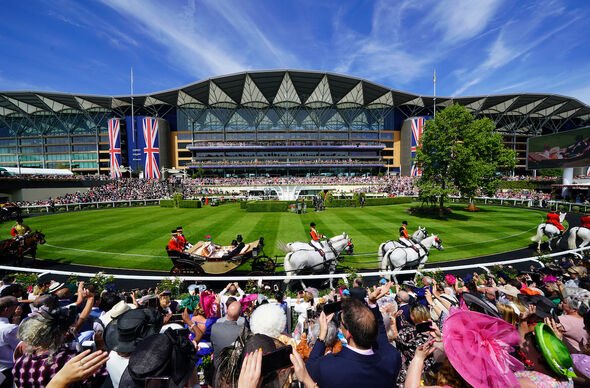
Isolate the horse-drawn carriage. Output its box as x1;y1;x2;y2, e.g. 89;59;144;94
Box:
167;236;276;275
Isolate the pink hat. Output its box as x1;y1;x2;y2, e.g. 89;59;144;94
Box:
445;274;457;286
443;309;524;388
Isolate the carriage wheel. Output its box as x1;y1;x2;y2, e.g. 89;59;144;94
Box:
251;255;276;273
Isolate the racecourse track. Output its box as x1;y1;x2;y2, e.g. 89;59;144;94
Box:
1;212;580;291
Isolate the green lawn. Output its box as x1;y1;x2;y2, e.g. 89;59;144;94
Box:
2;203;547;271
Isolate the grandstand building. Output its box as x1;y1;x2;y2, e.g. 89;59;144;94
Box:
0;70;589;177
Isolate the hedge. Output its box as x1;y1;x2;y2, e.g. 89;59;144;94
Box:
179;200;202;208
159;200;175;208
364;197;414;206
327;199;357;208
246;201;290;212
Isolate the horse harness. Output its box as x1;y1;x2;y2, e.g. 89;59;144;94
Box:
387;242;429;269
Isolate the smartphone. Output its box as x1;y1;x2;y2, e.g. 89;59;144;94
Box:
415;321;433;333
323;301;342;315
145;377;170;388
261;345;293;376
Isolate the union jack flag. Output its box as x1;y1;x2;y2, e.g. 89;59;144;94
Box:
108;118;122;179
143;117;161;179
410;117;425;177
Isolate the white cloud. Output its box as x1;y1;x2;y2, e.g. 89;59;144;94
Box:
425;0;503;44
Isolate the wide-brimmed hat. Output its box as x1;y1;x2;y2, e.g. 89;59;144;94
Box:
101;300;136;326
104;309;162;353
534;323;576;378
568;266;587;277
497;285;520;298
443;309;523;388
462;292;500;318
517;294;557;318
119;328;197;387
47;282;66;294
572;354;590;379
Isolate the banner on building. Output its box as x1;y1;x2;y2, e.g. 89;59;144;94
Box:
410;117;425;177
107;118;122;179
142;117;161;179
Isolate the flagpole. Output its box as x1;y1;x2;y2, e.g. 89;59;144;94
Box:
433;69;437;118
130;67;136;173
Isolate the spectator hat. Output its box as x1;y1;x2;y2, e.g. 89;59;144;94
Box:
534;323;576;378
187;284;198;294
104;308;163;353
47;281;66;294
517;294;557;319
137;294;158;306
443;309;523;388
572;354;590;379
462;292;500;318
102;300;136;326
497;285;520;298
119;328;196;386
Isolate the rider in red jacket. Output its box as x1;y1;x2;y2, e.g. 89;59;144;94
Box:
581;215;590;229
546;212;565;231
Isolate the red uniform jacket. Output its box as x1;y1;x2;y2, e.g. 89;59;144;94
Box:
546;213;565;231
177;234;187;247
581;216;590;229
10;228;17;237
310;228;322;241
167;237;183;253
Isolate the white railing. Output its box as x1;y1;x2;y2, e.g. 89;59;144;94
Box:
1;247;588;283
20;199;162;214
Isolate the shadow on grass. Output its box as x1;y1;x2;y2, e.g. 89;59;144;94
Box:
409;206;472;221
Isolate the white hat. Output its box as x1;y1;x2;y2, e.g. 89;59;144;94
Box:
102;300;136;326
48;282;66;294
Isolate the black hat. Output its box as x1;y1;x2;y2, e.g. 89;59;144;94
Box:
518;294;557;319
119;329;197;387
176;226;183;231
310;222;316;227
462;292;500;318
104;308;163;353
171;229;177;235
402;220;408;225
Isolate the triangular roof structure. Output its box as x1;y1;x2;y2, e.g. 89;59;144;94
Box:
305;75;333;108
111;98;130;109
177;90;204;107
209;81;237;108
241;75;268;108
273;73;301;108
144;96;167;107
75;97;103;111
5;97;44;114
480;96;518;114
337;82;364;108
367;91;393;109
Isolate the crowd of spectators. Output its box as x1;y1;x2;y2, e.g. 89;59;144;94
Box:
10;174;561;208
2;255;590;387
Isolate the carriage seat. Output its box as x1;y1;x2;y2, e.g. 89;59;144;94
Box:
239;243;250;255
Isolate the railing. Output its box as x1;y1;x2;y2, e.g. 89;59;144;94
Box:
0;247;588;283
20;199;162;214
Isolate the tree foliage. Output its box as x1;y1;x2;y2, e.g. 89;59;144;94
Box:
416;104;516;210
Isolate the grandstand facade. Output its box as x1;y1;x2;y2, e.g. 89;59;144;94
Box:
1;70;589;177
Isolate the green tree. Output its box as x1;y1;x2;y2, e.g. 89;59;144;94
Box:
416;104;516;211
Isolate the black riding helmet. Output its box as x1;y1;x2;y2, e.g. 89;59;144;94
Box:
310;222;316;227
402;220;408;225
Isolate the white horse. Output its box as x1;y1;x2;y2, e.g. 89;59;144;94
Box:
531;212;567;251
281;233;353;289
568;226;590;250
380;235;443;283
377;226;429;263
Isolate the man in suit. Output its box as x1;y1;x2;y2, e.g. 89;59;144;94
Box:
306;282;402;387
210;300;243;367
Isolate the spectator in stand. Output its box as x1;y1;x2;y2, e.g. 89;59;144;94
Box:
349;277;367;301
306;282;402;387
210;300;243;365
0;296;20;385
219;282;245;314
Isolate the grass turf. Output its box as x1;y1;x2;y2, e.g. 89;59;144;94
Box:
1;203;547;271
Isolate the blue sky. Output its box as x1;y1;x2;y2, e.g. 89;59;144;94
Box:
1;0;590;103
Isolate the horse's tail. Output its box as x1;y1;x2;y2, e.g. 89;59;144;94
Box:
568;227;579;250
283;252;294;284
276;240;292;253
531;225;544;243
378;243;385;261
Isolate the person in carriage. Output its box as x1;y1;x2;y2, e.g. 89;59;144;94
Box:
581;215;590;230
167;229;184;255
309;222;325;257
176;226;193;249
546;211;565;235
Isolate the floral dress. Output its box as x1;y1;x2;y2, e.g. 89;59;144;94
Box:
395;325;433;386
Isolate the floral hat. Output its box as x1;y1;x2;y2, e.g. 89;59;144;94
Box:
443;309;523;388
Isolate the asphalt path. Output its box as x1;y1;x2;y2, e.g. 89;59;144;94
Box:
4;212;581;291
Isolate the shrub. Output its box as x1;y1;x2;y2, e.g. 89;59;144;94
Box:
573;205;581;213
160;200;175;208
240;200;248;210
364;197;413;206
178;200;201;208
246;201;290;212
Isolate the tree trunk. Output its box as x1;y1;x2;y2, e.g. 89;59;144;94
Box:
439;181;445;216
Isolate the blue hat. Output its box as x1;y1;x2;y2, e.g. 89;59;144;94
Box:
380;278;387;285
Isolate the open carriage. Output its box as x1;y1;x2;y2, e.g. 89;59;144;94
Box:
166;236;276;275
